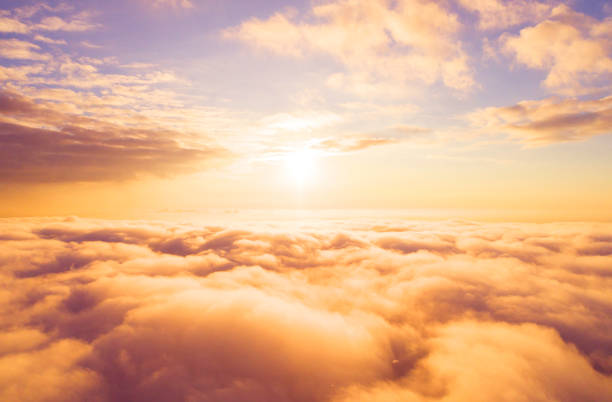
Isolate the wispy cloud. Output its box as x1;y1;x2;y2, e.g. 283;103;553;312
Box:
457;0;556;30
144;0;194;9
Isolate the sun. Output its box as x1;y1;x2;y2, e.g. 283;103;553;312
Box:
284;148;317;187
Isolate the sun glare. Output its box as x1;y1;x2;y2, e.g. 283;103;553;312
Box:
285;149;317;187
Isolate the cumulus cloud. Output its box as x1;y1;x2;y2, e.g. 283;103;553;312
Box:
501;5;612;95
224;0;475;93
467;94;612;145
1;217;611;401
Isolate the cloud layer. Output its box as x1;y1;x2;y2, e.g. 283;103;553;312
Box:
1;217;611;401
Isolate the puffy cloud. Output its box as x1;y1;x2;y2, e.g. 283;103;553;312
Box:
501;5;612;95
1;217;611;401
467;94;612;145
224;0;475;93
0;39;50;61
0;16;29;33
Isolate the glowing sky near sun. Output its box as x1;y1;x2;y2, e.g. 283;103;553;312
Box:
0;0;610;219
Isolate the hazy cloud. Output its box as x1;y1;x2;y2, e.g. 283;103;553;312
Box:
145;0;194;9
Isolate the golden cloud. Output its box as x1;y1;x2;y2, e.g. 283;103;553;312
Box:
501;5;612;95
0;90;230;182
1;217;611;400
224;0;475;93
467;94;612;145
457;0;555;30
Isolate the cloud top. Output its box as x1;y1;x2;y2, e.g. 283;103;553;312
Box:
1;217;611;401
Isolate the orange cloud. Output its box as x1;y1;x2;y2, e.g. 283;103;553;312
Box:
457;0;555;30
0;5;99;34
225;0;475;93
313;125;433;153
35;12;99;32
501;5;612;95
0;90;230;182
0;16;29;33
0;39;50;60
467;94;612;145
1;217;611;400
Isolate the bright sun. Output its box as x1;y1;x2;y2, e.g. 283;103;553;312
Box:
285;149;317;186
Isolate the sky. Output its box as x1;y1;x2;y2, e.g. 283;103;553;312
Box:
1;3;612;401
0;0;610;219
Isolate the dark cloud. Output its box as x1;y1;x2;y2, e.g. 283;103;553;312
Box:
468;95;612;145
1;218;612;401
0;90;230;182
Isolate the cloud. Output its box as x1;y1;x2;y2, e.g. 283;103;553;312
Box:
0;217;611;401
144;0;194;9
312;124;434;153
315;137;399;152
0;16;29;33
0;39;50;60
0;5;241;179
224;0;475;93
0;90;230;182
501;5;612;95
32;34;67;45
0;5;99;34
80;40;103;49
35;12;99;32
467;94;612;145
457;0;555;30
313;126;433;153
